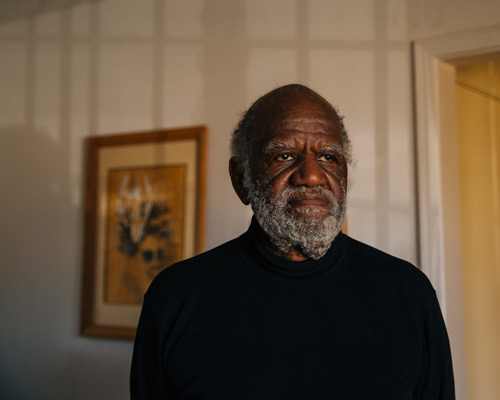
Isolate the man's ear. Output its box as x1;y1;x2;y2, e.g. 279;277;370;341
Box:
229;157;250;205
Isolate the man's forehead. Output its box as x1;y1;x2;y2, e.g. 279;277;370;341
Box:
273;116;339;133
251;91;343;147
263;108;342;141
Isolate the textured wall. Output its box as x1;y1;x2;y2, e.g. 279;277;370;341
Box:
407;0;500;39
0;1;418;398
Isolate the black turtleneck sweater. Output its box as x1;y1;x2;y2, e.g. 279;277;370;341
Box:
131;220;455;399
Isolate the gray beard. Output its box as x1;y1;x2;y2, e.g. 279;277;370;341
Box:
245;175;346;260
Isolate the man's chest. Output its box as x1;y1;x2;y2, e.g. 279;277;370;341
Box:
163;287;423;399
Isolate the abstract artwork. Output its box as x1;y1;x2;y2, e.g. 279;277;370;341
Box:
81;127;206;339
105;166;185;304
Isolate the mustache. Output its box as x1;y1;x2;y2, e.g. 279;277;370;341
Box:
276;186;337;207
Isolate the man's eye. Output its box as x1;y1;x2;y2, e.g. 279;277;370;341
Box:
319;154;337;162
276;154;293;161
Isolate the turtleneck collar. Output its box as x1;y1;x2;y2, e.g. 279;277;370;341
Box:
239;217;348;279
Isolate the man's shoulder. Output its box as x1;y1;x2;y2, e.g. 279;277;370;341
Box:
343;234;434;293
145;235;242;297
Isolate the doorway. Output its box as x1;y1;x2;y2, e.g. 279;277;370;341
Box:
413;29;500;400
455;59;500;399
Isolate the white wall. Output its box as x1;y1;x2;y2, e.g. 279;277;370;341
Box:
0;0;418;398
407;0;500;40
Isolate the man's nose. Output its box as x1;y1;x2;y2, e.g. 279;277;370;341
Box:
290;156;327;187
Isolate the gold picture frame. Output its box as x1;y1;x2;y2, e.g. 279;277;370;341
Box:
81;126;206;339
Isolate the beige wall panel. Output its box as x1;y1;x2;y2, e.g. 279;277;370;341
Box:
69;43;90;206
246;0;296;39
386;48;416;262
388;211;416;263
34;42;61;142
99;0;154;38
408;0;500;39
164;0;204;38
163;44;204;127
0;19;27;36
34;9;61;36
98;43;154;133
388;49;413;204
347;206;377;245
247;48;298;103
309;0;375;40
70;43;90;138
387;0;407;41
71;2;91;37
0;42;25;124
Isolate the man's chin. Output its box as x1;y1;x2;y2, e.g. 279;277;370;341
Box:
287;207;331;223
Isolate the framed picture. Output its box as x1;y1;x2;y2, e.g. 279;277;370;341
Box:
81;126;206;339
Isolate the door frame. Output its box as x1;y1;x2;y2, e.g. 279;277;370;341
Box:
413;25;500;399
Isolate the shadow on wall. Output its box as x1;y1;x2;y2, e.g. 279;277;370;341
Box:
0;124;84;398
0;125;73;260
0;0;100;23
62;342;133;400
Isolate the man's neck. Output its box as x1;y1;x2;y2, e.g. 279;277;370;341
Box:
255;223;310;262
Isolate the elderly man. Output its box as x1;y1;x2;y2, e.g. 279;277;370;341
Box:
131;84;455;399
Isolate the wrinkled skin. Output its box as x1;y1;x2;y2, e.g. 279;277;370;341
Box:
230;92;348;261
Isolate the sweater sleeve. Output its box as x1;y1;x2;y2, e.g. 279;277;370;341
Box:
414;292;456;399
130;300;172;399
